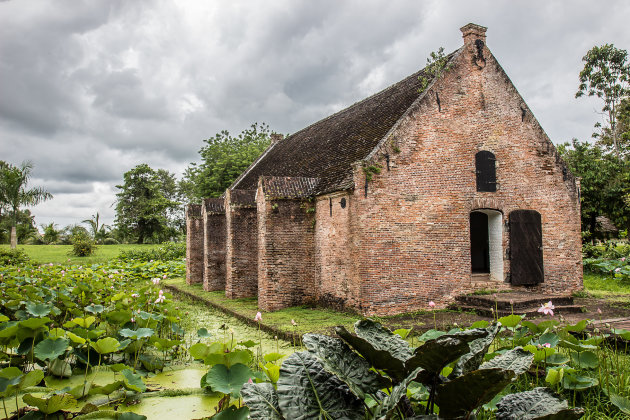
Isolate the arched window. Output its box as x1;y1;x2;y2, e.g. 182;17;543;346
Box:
475;151;496;192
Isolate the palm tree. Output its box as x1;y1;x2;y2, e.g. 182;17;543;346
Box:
0;161;52;248
82;212;110;244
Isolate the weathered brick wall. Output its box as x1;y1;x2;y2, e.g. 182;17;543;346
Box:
203;198;226;291
313;192;360;311
225;189;258;298
185;204;204;285
350;27;582;315
257;188;317;311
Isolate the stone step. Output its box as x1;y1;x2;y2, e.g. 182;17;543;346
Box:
455;292;574;311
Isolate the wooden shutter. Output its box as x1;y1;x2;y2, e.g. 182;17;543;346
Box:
509;210;544;285
476;151;496;192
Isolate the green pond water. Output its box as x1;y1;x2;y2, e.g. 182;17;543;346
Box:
5;295;294;419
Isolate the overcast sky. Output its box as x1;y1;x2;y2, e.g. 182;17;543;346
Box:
1;0;629;230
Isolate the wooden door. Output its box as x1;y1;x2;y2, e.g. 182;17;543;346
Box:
509;210;543;285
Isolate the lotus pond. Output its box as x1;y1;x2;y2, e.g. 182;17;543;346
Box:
1;253;630;419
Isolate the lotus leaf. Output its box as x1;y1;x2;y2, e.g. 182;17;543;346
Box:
34;338;69;361
119;327;154;339
238;339;257;348
196;327;212;338
122;368;146;392
495;387;584;419
498;314;524;328
545;367;564;386
22;393;77;414
189;343;211;360
20;317;51;330
303;333;389;398
49;358;72;378
277;352;363;420
48;328;66;340
67;332;86;345
562;372;599;390
569;350;599;369
201;363;253;398
84;304;104;314
610;393;630;415
241;382;283;420
261;362;280;384
564;319;588;333
139;354;164;372
545;353;570;365
263;352;284;363
20;370;44;389
89;380;124;396
393;328;412;339
91;337;121;354
71;316;96;328
25;302;52;317
210;405;249;420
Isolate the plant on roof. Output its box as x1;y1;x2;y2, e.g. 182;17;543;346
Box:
418;47;452;93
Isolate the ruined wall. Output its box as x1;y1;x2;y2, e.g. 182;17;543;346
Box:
351;26;582;315
257;189;317;311
185;204;204;285
225;189;258;298
313;192;359;311
202;198;226;291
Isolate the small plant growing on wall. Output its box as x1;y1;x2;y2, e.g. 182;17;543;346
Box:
418;47;452;93
362;164;382;182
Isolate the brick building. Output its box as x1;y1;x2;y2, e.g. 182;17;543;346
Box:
186;24;583;316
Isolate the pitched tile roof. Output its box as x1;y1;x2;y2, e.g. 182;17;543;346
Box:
231;51;458;195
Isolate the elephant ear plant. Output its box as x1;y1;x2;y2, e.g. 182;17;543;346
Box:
242;319;585;420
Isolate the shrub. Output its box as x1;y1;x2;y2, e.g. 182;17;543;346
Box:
0;248;31;266
70;234;97;257
103;237;119;245
117;242;185;262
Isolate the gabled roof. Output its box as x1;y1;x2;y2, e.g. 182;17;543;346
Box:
231;51;458;195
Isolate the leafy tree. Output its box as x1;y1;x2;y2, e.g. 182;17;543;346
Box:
576;44;630;158
114;164;181;244
41;222;60;244
558;139;628;240
82;212;112;244
0;161;52;248
0;209;38;244
182;123;273;201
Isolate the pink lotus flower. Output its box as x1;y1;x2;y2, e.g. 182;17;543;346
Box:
152;278;160;285
131;317;135;323
622;257;626;262
248;378;253;384
428;301;436;308
155;290;165;304
254;312;262;322
131;293;139;298
597;308;602;314
291;319;297;326
537;301;555;316
162;274;167;279
615;267;621;273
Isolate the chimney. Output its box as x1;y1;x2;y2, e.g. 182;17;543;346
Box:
270;133;284;144
460;23;487;46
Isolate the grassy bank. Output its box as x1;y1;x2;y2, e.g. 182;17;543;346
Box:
0;243;164;265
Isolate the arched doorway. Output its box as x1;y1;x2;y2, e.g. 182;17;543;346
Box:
470;210;503;281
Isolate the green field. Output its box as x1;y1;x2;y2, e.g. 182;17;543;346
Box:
0;243;164;265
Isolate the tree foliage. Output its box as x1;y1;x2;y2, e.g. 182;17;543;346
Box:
114;164;182;244
0;161;52;248
182;123;273;201
576;44;630;158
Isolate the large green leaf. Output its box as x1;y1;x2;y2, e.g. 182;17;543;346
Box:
561;372;598;390
84;304;104;314
450;324;499;377
20;317;51;330
436;368;515;418
89;380;124;396
569;351;598;369
121;369;146;392
336;320;411;382
372;367;423;419
277;351;363;420
20;370;44;389
408;328;488;378
498;314;524;328
25;302;52;317
480;347;533;376
210;406;249;420
241;382;283;420
22;393;77;414
119;328;154;339
610;393;630;415
0;367;23;396
118;413;148;420
201;363;253;398
70;316;95;328
495;387;584;419
303;333;389;398
91;337;121;354
34;338;69;361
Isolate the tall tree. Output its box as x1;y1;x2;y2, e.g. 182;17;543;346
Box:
576;44;630;159
114;164;181;244
82;212;111;244
182;123;273;201
0;161;52;248
558;139;628;240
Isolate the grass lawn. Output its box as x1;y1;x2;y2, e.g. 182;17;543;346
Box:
583;271;630;304
0;244;163;265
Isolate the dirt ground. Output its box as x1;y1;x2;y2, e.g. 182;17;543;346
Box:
381;296;630;334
